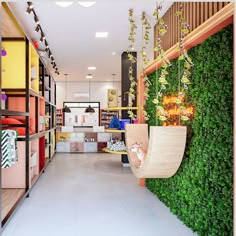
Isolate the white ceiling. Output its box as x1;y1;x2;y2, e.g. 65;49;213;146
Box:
8;1;173;82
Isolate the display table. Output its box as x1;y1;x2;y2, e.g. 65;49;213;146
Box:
56;127;121;153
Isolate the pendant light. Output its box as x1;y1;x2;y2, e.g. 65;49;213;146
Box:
62;74;71;113
85;74;95;113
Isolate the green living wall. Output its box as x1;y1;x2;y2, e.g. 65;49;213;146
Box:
146;25;233;236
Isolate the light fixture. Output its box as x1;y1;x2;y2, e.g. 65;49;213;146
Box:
85;75;95;113
34;15;40;25
26;2;33;14
88;66;96;70
95;32;108;38
26;3;60;74
35;25;40;33
40;32;46;42
56;2;73;7
62;74;71;113
86;74;93;79
78;2;96;7
112;51;116;55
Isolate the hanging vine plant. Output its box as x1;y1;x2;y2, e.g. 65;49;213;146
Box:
152;3;170;123
127;9;137;120
175;5;194;123
141;11;152;121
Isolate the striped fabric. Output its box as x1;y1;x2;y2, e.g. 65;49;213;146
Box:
1;130;18;168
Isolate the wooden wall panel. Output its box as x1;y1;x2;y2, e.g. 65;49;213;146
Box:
154;2;231;55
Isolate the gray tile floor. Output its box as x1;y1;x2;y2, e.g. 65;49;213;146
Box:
2;153;197;236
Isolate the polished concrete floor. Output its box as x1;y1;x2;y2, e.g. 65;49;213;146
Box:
2;153;197;236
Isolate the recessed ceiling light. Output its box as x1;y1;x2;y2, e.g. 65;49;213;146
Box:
56;2;73;7
112;52;116;55
78;2;96;7
86;74;93;79
95;32;108;38
88;66;96;70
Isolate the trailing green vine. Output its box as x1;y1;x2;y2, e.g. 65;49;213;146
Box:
176;5;194;123
127;9;137;119
140;11;151;121
152;3;170;123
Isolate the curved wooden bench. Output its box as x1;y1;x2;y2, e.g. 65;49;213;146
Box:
125;124;187;178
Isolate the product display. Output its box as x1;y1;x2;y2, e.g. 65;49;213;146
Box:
107;140;126;152
1;130;18;168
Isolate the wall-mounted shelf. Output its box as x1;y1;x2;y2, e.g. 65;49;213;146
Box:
102;107;140;111
103;148;127;155
0;109;29;116
105;129;125;133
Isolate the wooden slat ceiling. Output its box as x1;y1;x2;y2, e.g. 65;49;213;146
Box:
2;5;24;38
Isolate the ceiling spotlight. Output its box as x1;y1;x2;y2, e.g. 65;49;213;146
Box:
40;33;46;42
88;66;96;70
78;2;96;8
26;2;33;14
45;41;49;49
34;15;40;25
49;53;53;58
112;51;116;55
55;2;73;7
95;32;108;38
45;47;49;53
35;25;40;33
53;63;56;69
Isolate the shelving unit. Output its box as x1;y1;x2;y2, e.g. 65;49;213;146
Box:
100;107;140;165
56;108;63;131
100;110;119;128
0;3;57;228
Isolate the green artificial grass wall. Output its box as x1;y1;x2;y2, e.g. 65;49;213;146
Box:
146;25;233;236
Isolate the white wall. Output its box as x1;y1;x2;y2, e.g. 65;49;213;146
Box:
56;81;121;109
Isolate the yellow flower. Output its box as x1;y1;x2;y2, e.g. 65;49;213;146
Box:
159;116;167;121
181;116;189;121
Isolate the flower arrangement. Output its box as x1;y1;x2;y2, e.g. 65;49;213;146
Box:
152;4;194;124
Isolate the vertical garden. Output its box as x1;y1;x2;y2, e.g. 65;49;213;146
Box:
146;25;233;236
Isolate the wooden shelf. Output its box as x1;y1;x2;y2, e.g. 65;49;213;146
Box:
2;88;44;99
105;129;125;133
0;109;29;116
17;131;47;141
103;148;127;155
102;107;140;111
1;188;25;223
